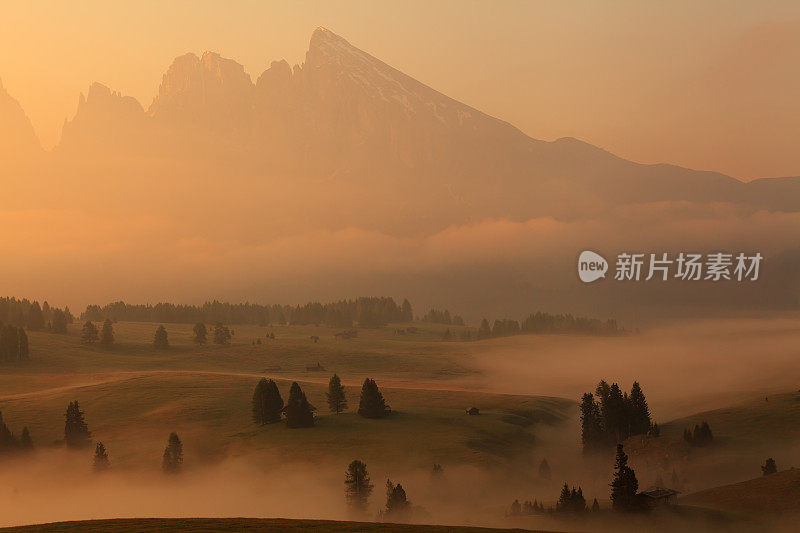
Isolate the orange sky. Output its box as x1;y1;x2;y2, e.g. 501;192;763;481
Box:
0;0;798;179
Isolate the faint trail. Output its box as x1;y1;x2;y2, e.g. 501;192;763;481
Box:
0;369;511;403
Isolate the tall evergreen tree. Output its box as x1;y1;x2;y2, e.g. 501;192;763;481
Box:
162;432;183;474
580;393;604;453
327;374;347;414
358;378;390;419
193;322;207;344
100;319;115;348
252;378;284;424
383;480;411;521
628;381;651;436
94;442;110;471
20;426;33;450
153;325;169;349
81;321;99;344
285;382;315;428
17;328;29;360
605;383;626;442
27;302;45;331
610;444;639;511
64;401;92;449
345;459;374;512
52;309;68;334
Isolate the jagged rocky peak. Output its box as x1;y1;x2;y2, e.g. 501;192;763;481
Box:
0;77;41;155
256;59;293;92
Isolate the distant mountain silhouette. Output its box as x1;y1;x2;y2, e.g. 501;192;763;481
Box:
45;27;796;227
0;78;40;161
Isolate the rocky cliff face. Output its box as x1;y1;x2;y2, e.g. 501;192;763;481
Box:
0;78;40;161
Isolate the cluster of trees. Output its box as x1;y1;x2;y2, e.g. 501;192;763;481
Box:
580;380;654;453
0;323;29;362
0;297;73;333
556;484;588;513
343;460;412;521
83;297;413;328
420;309;464;326
762;458;777;476
475;312;622;340
683;421;713;447
252;376;390;427
0;411;34;453
610;444;639;511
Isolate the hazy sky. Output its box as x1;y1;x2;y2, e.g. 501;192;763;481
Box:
1;0;798;179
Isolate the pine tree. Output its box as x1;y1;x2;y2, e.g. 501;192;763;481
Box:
153;325;169;349
252;378;284;424
762;458;777;476
64;401;92;449
285;382;315;428
539;458;551;480
100;319;114;348
52;309;68;334
93;442;110;471
0;411;18;451
358;378;390;418
610;444;638;512
213;323;231;345
345;459;374;512
580;393;604;453
591;498;600;512
605;383;626;442
162;432;183;474
383;480;411;521
629;381;651;436
27;302;45;331
193;322;207;344
81;321;99;344
17;328;29;360
20;426;33;450
557;483;571;511
327;374;347;414
400;299;413;322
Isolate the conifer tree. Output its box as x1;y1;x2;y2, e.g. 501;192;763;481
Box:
64;401;92;449
162;432;183;474
762;458;777;476
27;302;45;331
153;325;169;349
400;299;413;322
94;442;110;471
592;498;600;512
252;378;284;424
580;392;604;453
358;378;390;418
383;480;411;521
344;459;374;512
0;411;17;451
17;328;29;360
327;374;347;414
610;444;638;511
100;319;115;348
81;321;99;344
193;322;207;344
628;381;651;436
52;309;68;334
20;426;33;450
285;382;315;428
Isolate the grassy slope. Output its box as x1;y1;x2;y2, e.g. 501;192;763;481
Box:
0;322;573;470
0;518;550;533
681;469;800;513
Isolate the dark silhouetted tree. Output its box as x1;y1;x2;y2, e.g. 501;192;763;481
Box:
358;378;390;419
64;401;91;449
762;458;777;476
383;480;411;521
52;309;68;334
539;458;551;480
81;321;99;344
592;498;600;512
345;459;374;513
580;393;604;453
285;382;315;428
94;442;110;471
400;299;413;322
629;381;651;436
327;374;347;414
0;411;18;451
610;444;638;512
27;302;45;331
162;432;183;474
213;323;231;345
153;325;169;349
100;319;114;348
252;378;284;424
193;322;207;344
20;426;33;451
